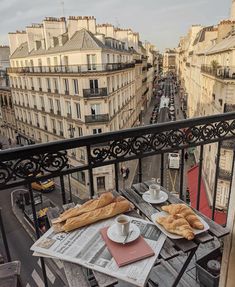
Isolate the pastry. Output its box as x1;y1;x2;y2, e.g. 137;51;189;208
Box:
161;204;204;230
53;192;115;223
156;214;195;240
53;199;132;232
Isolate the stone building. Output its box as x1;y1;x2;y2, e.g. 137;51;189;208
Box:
163;48;176;76
8;16;156;196
176;1;235;210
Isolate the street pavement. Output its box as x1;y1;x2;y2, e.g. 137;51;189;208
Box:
0;186;66;287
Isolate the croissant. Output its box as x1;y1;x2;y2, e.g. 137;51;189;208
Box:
52;192;115;223
156;214;195;240
162;204;204;230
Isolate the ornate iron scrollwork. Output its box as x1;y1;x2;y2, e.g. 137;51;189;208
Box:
0;151;68;185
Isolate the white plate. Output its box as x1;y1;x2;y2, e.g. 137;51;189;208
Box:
151;211;210;239
142;190;168;204
107;223;140;244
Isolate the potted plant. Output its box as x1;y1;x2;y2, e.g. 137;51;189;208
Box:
196;247;222;287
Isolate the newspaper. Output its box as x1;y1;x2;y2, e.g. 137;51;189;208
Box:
31;216;166;287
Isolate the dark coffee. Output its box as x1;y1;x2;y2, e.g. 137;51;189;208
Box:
118;219;127;224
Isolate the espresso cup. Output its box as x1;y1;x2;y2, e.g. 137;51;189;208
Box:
115;215;130;236
149;184;160;200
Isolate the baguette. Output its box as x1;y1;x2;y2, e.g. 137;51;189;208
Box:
53;192;115;223
55;199;131;232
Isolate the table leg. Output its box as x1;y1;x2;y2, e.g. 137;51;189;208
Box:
171;247;197;287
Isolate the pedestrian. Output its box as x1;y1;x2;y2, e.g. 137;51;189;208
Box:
185;151;189;162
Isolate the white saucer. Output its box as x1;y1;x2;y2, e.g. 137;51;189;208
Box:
107;223;140;244
142;190;168;204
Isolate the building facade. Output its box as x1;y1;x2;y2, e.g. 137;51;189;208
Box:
163;48;176;76
176;1;235;210
8;16;157;196
0;46;16;141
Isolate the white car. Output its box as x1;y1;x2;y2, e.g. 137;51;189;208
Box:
168;153;180;169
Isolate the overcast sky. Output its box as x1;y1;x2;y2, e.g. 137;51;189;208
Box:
0;0;232;51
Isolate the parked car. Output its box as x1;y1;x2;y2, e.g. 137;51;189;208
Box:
31;174;55;193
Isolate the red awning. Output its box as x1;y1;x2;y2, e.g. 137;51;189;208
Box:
187;165;227;225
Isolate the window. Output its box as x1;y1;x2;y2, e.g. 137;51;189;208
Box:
53;78;58;92
33;96;36;107
54;57;58;66
49;98;54;112
37;78;42;90
87;54;97;70
91;104;101;115
77;127;83;136
30;77;34;89
40;96;45;110
46;78;51;91
71;170;86;185
58;121;63;135
42;116;47;127
93;128;102;134
55;99;61;114
107;54;110;63
51;119;56;132
75;103;81;118
73;79;79;95
66;101;72;116
47;58;51;66
97;176;105;190
89;79;98;93
64;79;69;94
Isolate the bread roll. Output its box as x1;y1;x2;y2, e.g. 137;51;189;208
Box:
53;192;115;223
162;204;204;230
58;199;131;232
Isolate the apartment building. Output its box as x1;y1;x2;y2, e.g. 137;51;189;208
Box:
163;48;176;76
0;46;16;140
176;0;235;210
7;16;156;196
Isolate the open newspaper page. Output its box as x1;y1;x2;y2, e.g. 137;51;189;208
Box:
31;216;166;287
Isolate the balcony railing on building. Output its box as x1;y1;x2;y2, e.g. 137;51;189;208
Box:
7;63;135;74
219;168;232;181
83;88;108;98
201;64;235;80
1;112;235;286
85;113;109;123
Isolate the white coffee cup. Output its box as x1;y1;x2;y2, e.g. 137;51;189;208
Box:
149;184;160;200
115;215;130;236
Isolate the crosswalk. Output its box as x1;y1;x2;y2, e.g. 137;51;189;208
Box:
26;259;57;286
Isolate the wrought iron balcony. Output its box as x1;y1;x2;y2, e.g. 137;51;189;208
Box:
7;63;135;75
201;64;235;80
83;88;108;98
0;112;235;286
85;113;109;123
219;168;232;181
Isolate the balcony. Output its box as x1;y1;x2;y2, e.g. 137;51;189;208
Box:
221;140;235;150
83;88;108;98
7;63;136;75
85;113;109;123
0;112;235;286
219;168;232;181
201;65;235;80
135;59;143;64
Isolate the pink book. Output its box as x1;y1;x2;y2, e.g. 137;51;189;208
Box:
100;227;155;267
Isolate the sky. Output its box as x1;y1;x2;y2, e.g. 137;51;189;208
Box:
0;0;232;52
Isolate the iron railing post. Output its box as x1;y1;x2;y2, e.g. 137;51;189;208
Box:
160;153;164;187
114;162;119;191
138;158;142;183
212;141;221;221
87;145;95;197
60;175;66;205
179;149;185;200
196;145;204;210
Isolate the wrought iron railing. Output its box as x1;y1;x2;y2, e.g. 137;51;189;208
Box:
85;113;109;123
201;64;235;80
1;112;235;286
7;63;135;74
83;88;108;98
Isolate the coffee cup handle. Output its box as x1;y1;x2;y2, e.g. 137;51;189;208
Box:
122;225;125;235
